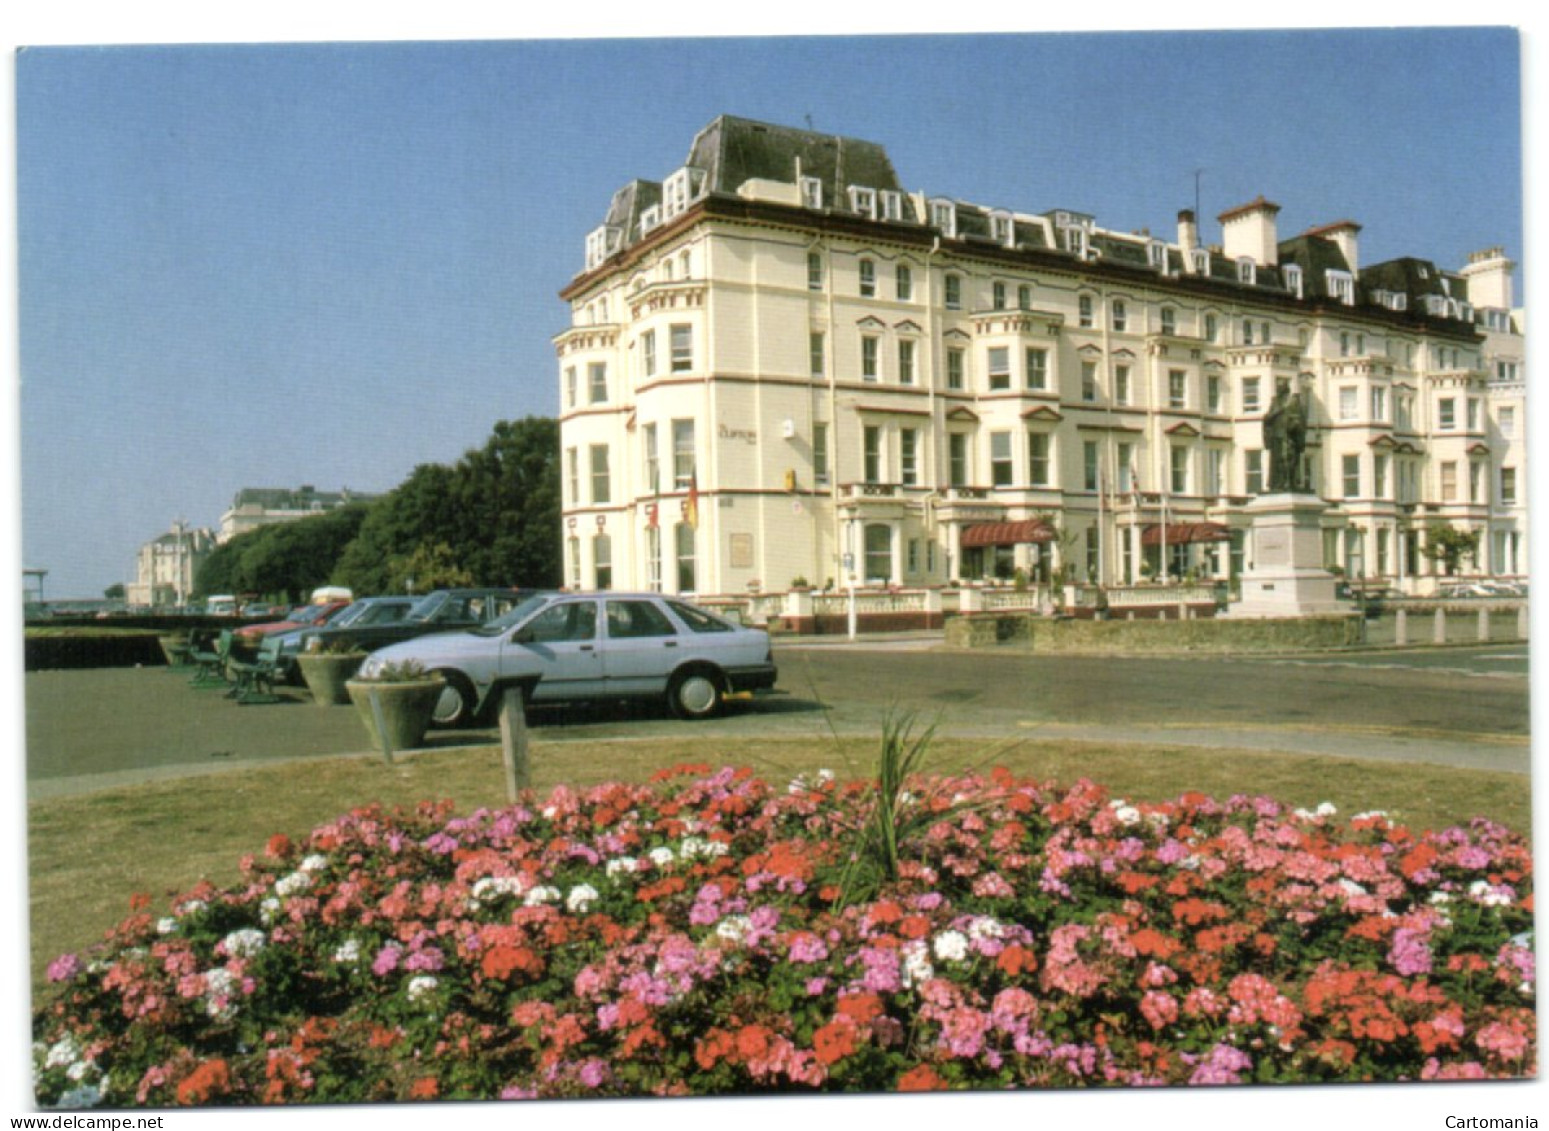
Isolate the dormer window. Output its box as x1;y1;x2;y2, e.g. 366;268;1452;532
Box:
1325;270;1355;305
848;186;878;220
1063;227;1089;259
1283;264;1304;298
585;226;619;271
800;177;823;210
1236;257;1256;286
989;210;1015;248
930;199;957;237
663;167;703;219
1147;240;1168;272
1190;248;1211;275
1423;294;1448;316
880;190;903;221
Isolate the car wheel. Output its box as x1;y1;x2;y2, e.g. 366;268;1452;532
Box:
667;667;723;721
430;670;477;729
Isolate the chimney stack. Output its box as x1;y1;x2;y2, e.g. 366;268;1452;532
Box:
1177;209;1199;268
1218;196;1281;267
1306;220;1362;277
1459;246;1515;310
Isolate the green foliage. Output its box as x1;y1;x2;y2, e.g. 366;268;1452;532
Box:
1422;522;1482;576
356;659;433;683
194;505;369;601
335;417;561;594
103;583;126;600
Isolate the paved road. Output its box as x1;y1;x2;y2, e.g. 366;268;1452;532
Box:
25;640;1528;798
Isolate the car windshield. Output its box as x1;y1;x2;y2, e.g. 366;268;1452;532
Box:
470;593;553;637
294;604;335;625
358;602;409;625
405;592;449;622
328;601;374;628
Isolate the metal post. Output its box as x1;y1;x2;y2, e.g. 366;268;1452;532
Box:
1395;608;1408;647
1433;608;1446;646
1478;607;1490;643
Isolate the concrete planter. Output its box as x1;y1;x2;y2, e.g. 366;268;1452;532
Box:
297;652;366;706
157;634;192;668
346;676;445;758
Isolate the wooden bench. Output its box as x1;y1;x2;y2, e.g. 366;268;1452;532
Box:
188;631;233;689
228;635;285;705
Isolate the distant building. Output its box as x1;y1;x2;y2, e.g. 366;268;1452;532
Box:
556;115;1525;597
127;522;217;607
217;485;377;544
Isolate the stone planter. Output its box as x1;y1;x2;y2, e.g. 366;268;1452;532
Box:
296;651;366;706
157;634;192;668
346;676;445;759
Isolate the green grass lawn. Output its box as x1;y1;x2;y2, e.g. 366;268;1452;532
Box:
27;733;1532;999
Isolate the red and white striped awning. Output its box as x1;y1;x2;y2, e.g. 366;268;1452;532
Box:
1140;522;1233;547
960;520;1057;548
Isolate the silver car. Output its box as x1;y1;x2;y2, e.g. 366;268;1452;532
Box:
356;591;778;727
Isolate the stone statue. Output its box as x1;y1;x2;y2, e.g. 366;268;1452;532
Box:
1263;384;1308;492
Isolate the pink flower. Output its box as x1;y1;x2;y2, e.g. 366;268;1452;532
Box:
46;954;83;983
1140;991;1178;1031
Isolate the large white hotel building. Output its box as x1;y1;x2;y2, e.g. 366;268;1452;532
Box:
556;116;1525;599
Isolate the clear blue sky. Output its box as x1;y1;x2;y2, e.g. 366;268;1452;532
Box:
15;26;1524;599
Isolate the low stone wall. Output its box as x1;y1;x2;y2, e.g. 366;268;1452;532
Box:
769;611;946;636
24;631;170;671
946;614;1364;654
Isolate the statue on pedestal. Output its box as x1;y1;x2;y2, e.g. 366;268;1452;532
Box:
1263;383;1308;492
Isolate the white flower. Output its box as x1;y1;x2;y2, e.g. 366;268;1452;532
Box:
407;975;439;1002
1338;879;1368;897
44;1036;80;1070
333;939;362;964
472;876;526;901
156;917;178;935
715;915;753;944
65;1062;92;1082
647;847;676;868
680;837;728;860
299;854;330;873
901;941;934;988
258;898;282;925
523;885;560;907
1353;810;1389;823
1469;880;1512;907
1317;802;1338;817
932;930;970;963
605;857;639;879
1113;805;1142;827
566;884;600;914
221;929;266;957
205;967;238;998
274;871;313;898
967;916;1004;942
178;899;207;915
55;1083;103;1109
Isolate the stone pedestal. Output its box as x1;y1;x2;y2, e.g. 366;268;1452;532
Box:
1227;494;1351;618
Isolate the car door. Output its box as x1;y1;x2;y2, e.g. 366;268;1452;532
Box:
601;598;685;696
500;597;604;702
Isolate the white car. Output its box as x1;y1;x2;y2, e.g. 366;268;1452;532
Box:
357;591;778;727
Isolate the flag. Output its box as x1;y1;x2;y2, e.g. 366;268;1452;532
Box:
685;471;700;530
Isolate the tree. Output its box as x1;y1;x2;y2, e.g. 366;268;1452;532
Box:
334;416;561;595
1421;522;1482;576
194;505;369;601
103;583;126;600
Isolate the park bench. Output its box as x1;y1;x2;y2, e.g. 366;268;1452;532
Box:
228;634;285;705
188;631;233;690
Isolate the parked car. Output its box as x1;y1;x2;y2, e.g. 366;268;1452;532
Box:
274;595;419;681
356;591;778;728
304;587;534;658
233;600;351;643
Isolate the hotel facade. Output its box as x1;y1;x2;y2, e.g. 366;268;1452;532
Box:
557;116;1525;599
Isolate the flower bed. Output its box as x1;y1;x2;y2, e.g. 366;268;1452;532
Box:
34;765;1535;1106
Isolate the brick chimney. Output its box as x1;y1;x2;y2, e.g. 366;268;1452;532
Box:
1218;196;1281;267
